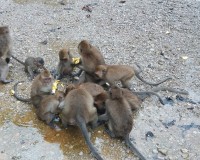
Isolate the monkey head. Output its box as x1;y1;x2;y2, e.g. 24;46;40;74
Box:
59;48;70;61
78;40;92;55
65;84;76;95
55;91;65;102
95;65;107;78
34;57;44;67
94;92;108;110
0;26;9;34
109;86;123;99
40;69;52;84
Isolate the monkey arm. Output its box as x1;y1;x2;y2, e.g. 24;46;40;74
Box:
27;66;35;80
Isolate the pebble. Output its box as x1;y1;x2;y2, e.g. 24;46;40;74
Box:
182;153;189;159
152;149;158;154
157;148;168;156
79;151;83;156
181;148;189;153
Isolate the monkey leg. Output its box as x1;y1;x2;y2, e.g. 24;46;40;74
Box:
0;66;13;84
104;123;116;138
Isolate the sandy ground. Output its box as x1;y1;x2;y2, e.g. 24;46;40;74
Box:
0;0;200;160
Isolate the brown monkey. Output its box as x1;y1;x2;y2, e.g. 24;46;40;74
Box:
77;40;105;83
56;48;74;79
0;26;12;63
99;86;146;160
13;69;54;107
79;82;108;113
12;55;44;80
60;87;103;160
36;90;65;129
0;58;13;84
95;64;172;89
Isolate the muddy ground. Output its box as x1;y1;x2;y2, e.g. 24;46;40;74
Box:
0;0;200;159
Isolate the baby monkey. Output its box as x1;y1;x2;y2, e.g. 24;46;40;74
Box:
56;48;74;79
95;64;171;89
99;86;146;160
36;90;65;130
12;55;44;80
0;26;12;63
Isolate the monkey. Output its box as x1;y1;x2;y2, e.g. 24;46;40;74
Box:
36;90;65;129
0;57;13;84
13;69;54;107
56;48;74;79
11;55;44;80
60;87;104;160
78;82;108;113
94;64;172;89
77;40;106;83
0;26;12;63
98;86;146;160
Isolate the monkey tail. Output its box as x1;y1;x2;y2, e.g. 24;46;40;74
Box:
150;87;189;95
76;115;104;160
135;72;172;86
133;91;165;105
11;55;25;65
13;81;31;103
125;134;146;160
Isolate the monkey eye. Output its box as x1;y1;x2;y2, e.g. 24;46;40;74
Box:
80;49;82;52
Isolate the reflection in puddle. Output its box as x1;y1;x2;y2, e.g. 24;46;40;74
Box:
11;110;110;158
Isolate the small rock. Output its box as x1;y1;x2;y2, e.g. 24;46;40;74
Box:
182;153;189;159
181;148;189;153
157;148;168;156
69;145;73;149
56;133;60;137
82;5;92;12
145;131;154;140
158;59;164;65
119;1;126;3
40;40;48;45
152;149;158;154
79;151;83;156
166;31;170;34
